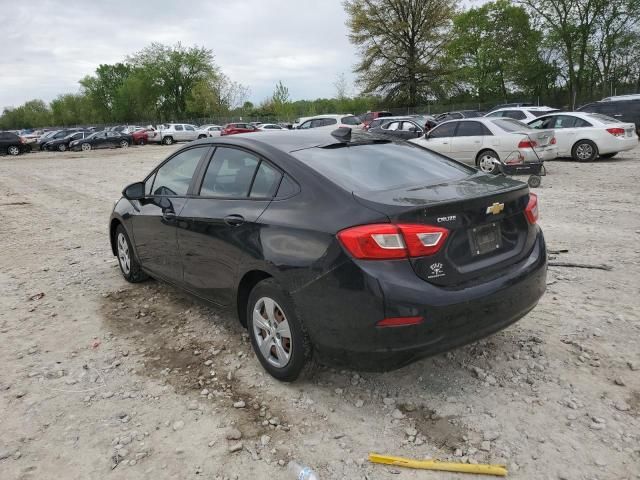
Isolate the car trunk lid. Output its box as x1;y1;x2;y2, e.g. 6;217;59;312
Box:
353;174;535;286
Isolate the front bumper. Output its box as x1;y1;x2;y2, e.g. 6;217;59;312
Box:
292;229;547;370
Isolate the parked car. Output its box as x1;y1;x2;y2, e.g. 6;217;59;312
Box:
434;111;485;123
360;111;393;129
368;118;425;140
69;131;132;151
197;125;223;138
487;102;535;113
484;106;560;122
296;115;361;130
527;112;638;161
577;99;640;135
131;128;152;145
37;129;77;150
44;131;93;152
410;117;557;173
147;124;200;145
257;123;286;130
0;131;31;155
109;129;547;380
601;94;640;102
220;123;259;136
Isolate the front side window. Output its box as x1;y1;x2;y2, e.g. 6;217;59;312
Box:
200;147;260;197
151;147;206;196
185;125;195;131
401;121;420;131
429;122;457;138
384;121;401;131
299;121;312;129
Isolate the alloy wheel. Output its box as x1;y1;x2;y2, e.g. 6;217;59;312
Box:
120;140;129;149
252;297;292;368
575;143;593;160
8;146;20;156
117;232;131;275
58;144;66;152
81;143;91;151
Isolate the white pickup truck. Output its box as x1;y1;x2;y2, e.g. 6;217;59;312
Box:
147;123;203;145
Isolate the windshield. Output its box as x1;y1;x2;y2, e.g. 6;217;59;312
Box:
491;119;531;132
291;142;473;192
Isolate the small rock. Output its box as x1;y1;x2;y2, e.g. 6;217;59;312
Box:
233;400;246;409
187;401;199;411
268;417;280;426
0;450;12;460
355;399;364;408
225;428;242;440
200;389;209;396
472;366;487;380
208;441;216;447
454;448;463;457
485;375;497;386
391;409;405;420
12;451;21;460
383;397;396;406
613;377;625;386
614;401;630;412
260;435;271;446
405;427;418;437
627;361;638;371
228;442;243;453
480;441;491;452
483;431;500;441
172;420;185;431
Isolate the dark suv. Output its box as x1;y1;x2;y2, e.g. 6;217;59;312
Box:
578;99;640;134
0;131;30;156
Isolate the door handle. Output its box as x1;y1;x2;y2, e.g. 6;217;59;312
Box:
224;214;245;227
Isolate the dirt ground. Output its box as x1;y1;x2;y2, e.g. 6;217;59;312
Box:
0;144;639;480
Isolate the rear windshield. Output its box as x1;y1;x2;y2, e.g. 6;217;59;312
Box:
463;111;483;118
291;142;473;192
491;119;531;132
340;116;361;125
529;109;560;117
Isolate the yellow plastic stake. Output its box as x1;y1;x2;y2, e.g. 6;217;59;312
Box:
369;453;508;477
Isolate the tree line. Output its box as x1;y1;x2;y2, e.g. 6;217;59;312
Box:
2;0;640;130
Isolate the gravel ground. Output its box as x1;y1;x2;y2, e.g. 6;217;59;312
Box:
0;144;639;480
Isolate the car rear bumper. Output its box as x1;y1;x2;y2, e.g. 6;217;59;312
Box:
292;228;547;370
600;135;638;154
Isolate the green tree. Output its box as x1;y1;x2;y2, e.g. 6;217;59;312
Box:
344;0;456;106
271;81;292;120
80;63;132;122
50;93;96;126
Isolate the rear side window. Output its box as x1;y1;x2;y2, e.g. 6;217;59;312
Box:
322;118;338;126
292;142;473;192
340;116;360;125
429;122;457;138
502;110;527;120
250;161;281;198
456;121;490;136
491;119;530;132
152;147;206;196
200;147;259;197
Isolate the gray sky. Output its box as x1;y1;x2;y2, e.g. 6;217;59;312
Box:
1;0;358;109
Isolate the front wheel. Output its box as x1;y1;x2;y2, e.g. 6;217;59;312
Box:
115;225;148;283
163;136;174;145
476;150;499;174
8;146;20;156
247;279;311;381
58;144;67;152
572;140;598;162
198;134;206;139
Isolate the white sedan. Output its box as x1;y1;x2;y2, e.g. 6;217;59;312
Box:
410;117;557;173
527;112;638;161
257;123;287;130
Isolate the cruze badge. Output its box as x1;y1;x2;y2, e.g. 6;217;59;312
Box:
486;202;505;215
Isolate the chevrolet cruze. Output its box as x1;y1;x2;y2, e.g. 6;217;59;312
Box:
109;129;547;381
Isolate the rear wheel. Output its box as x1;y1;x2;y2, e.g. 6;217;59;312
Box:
198;134;206;139
119;140;129;149
81;143;92;152
476;150;499;174
527;175;541;188
7;146;20;156
600;152;617;159
115;225;148;283
247;279;311;381
163;136;174;145
572;140;598;162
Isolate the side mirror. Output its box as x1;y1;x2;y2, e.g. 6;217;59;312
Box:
123;181;145;201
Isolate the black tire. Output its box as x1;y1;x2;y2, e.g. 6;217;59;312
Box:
198;134;206;139
527;175;541;188
247;278;311;381
137;139;145;145
571;140;598;162
600;152;617;159
476;150;499;174
58;144;67;152
119;140;130;149
163;136;174;145
115;225;149;283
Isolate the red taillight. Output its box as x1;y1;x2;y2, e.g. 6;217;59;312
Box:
550;137;556;145
518;139;538;148
376;316;424;327
606;127;625;137
524;193;538;224
337;223;449;260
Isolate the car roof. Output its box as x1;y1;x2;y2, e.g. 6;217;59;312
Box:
188;129;381;153
491;106;556;112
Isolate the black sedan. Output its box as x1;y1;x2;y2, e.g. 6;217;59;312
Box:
70;131;131;151
44;131;92;152
368;118;426;140
109;129;547;381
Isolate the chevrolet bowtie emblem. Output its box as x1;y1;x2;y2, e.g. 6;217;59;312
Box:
486;202;505;215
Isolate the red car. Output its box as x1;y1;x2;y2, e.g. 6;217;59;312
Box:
361;111;393;130
131;128;153;145
221;123;259;136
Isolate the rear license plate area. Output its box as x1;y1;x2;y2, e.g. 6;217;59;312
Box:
626;129;633;137
469;222;502;256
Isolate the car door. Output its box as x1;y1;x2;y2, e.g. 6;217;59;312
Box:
172;124;185;141
419;121;458;156
94;132;109;148
449;121;490;162
184;124;198;141
177;146;282;306
399;121;423;139
130;146;210;282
